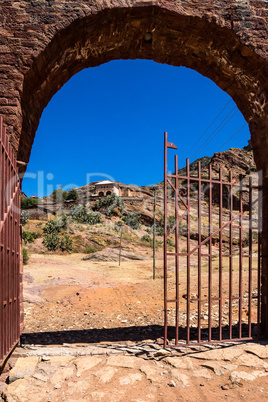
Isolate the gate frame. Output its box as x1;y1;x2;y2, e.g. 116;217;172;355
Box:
163;132;262;347
0;116;21;367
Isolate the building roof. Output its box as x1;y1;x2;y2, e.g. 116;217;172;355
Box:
95;180;115;186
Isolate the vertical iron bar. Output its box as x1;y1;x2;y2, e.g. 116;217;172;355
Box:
3;130;7;359
238;175;243;339
153;187;156;280
219;168;223;341
164;132;168;347
4;130;8;357
0;118;3;361
175;155;179;344
10;157;13;351
7;151;11;353
15;188;19;342
186;158;191;344
257;172;262;336
248;176;253;338
0;122;22;364
0;116;2;222
208;165;212;342
17;181;21;342
197;162;201;343
229;171;233;340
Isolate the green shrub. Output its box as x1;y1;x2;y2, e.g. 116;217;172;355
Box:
167;238;173;246
94;193;124;216
22;230;38;244
43;233;60;251
161;215;176;228
242;235;249;248
20;211;29;226
114;225;120;233
43;220;61;234
168;216;176;228
55;214;69;230
157;226;164;236
65;188;79;201
146;225;161;234
84;244;100;254
114;221;124;232
51;189;67;203
21;196;41;209
122;213;140;229
141;234;162;248
43;216;68;234
69;205;102;225
69;205;88;222
22;248;30;264
143;219;168;239
141;234;151;242
156;215;176;236
87;212;102;225
60;234;73;252
242;231;259;247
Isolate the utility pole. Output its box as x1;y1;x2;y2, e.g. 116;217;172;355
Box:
119;223;123;266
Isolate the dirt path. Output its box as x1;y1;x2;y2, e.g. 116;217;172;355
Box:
22;254;164;337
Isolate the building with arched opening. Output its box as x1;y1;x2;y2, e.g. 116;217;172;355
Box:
95;180;120;197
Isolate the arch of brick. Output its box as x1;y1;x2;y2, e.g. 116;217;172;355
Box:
0;0;268;333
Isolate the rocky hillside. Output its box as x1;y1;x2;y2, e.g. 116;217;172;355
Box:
166;146;256;211
21;145;257;260
177;146;256;180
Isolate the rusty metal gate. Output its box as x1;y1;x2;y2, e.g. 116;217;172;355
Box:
164;132;262;347
0;116;21;366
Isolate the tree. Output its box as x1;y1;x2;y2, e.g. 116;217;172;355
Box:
65;188;79;201
21;196;41;209
51;189;67;203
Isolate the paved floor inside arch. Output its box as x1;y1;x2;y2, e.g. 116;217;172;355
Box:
1;340;268;401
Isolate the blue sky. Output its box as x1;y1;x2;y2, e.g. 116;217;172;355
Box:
22;60;250;198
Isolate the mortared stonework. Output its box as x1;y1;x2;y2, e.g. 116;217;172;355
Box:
0;0;268;333
0;1;266;170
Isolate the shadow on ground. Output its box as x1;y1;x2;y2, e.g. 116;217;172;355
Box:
20;323;259;346
21;325;164;345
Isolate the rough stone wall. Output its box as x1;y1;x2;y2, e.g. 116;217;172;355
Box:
0;0;268;332
0;1;266;167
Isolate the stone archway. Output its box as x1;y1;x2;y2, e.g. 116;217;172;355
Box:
0;0;268;333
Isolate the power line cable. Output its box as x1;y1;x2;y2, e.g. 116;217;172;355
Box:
215;123;247;153
190;108;238;160
190;106;237;159
178;99;232;164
